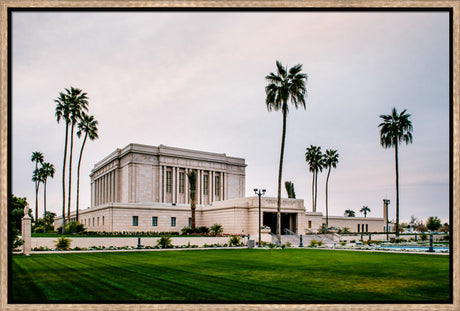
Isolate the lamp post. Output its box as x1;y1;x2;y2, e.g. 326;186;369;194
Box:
254;188;266;247
383;199;390;241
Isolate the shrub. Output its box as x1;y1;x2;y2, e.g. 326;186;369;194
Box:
229;235;241;246
157;236;173;248
65;221;85;234
310;240;322;247
210;224;223;235
420;233;428;241
55;236;72;250
285;242;291;248
33;225;44;233
197;226;209;234
340;241;347;246
181;226;193;235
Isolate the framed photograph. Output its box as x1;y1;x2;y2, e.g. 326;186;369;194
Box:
1;1;458;310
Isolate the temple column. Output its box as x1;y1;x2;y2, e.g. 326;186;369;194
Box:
172;167;177;203
210;171;214;203
114;169;118;203
162;166;166;203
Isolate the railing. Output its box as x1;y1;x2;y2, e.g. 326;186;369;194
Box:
269;232;280;245
284;228;297;236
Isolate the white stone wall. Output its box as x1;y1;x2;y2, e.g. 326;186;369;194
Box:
326;216;384;232
30;236;237;249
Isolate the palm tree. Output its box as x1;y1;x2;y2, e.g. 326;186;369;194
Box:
55;90;71;230
284;181;296;199
323;149;339;228
360;206;371;218
344;209;355;217
379;107;413;237
66;87;89;222
31;151;44;221
31;168;43;221
305;145;323;212
265;60;307;243
187;170;197;230
39;162;55;232
76;112;99;221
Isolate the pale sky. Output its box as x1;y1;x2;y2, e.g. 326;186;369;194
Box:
11;11;450;224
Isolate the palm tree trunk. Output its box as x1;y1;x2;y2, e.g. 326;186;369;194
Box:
43;180;47;233
311;172;315;212
67;124;75;222
314;170;319;212
395;143;400;237
325;166;331;228
76;133;88;222
35;184;39;222
276;109;287;243
62;122;69;231
191;204;196;229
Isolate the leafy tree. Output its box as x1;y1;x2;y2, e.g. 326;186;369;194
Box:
360;206;371;218
76;112;99;221
426;216;442;231
265;60;307;243
379;107;413;237
344;209;355;217
305;145;323;212
284;181;296;199
187;170;197;230
31;152;44;220
39;162;55;231
10;195;29;251
323;149;339;227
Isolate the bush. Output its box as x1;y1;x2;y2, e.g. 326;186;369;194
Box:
33;226;44;233
181;226;193;235
157;236;173;248
229;236;241;246
210;224;223;235
65;221;85;234
197;226;209;234
420;233;428;241
309;240;323;247
55;236;72;250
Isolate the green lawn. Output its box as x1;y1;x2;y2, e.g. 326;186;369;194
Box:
11;249;450;303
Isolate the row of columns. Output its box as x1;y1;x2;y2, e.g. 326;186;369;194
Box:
160;166;227;205
93;169;118;207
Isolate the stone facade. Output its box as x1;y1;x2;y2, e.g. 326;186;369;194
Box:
55;143;386;236
89;144;246;207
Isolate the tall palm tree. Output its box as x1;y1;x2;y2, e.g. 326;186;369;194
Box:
39;162;55;232
76;113;99;221
265;60;307;243
187;170;197;230
305;145;323;212
31;151;44;221
31;168;43;221
55;90;71;230
379;107;413;237
66;87;88;222
360;206;371;218
323;149;339;228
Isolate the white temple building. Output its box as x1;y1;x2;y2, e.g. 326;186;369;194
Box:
55;144;386;236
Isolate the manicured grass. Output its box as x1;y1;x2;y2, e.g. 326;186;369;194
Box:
11;249;450;303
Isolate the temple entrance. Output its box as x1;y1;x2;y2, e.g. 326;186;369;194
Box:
263;212;297;234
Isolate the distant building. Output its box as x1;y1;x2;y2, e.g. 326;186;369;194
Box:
55;143;385;236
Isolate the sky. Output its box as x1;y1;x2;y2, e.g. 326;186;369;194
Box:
11;11;450;224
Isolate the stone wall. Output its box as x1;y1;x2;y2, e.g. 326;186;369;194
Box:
31;236;243;249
